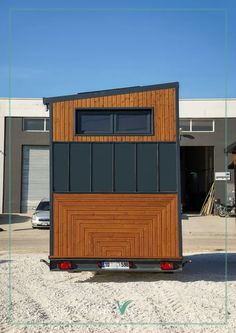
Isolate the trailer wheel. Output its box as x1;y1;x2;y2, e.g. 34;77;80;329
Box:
218;208;227;217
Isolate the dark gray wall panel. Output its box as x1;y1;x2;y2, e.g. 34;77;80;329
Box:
70;143;91;192
159;143;177;192
53;143;69;192
92;143;113;192
3;117;49;213
180;118;236;203
137;143;158;192
114;143;136;192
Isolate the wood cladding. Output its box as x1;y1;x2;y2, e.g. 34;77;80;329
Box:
52;193;180;259
52;88;176;142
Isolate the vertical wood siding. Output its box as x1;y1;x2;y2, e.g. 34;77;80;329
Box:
52;193;180;259
52;88;176;142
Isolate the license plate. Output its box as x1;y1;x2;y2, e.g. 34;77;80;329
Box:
42;223;49;226
101;261;129;269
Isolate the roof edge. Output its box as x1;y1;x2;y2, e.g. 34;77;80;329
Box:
225;141;236;154
43;82;179;104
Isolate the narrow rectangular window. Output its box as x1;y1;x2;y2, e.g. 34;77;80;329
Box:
23;118;44;131
115;111;151;134
76;111;113;134
192;120;214;132
46;119;50;131
75;108;153;135
180;120;190;132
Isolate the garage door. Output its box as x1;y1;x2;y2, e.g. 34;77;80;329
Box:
21;146;49;213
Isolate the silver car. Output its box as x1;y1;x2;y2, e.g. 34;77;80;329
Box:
31;199;50;228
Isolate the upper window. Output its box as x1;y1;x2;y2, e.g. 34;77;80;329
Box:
23;118;49;132
78;112;112;134
179;120;191;132
75;108;153;135
192;120;214;132
180;119;214;132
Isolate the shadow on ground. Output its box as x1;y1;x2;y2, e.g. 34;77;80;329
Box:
74;252;236;283
0;214;30;225
0;259;13;264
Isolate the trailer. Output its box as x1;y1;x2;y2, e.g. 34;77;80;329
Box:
43;82;182;272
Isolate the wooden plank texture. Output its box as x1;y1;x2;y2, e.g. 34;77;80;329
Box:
52;88;176;142
52;193;180;259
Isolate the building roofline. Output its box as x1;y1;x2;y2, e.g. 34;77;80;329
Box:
180;98;236;101
225;141;236;154
42;82;179;104
0;97;43;101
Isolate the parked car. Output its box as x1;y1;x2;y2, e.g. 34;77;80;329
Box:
31;199;50;228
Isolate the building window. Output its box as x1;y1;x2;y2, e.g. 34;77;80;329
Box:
180;120;191;132
77;112;112;134
192;120;214;132
46;119;50;131
180;119;214;132
75;108;153;135
115;111;151;134
23;118;49;132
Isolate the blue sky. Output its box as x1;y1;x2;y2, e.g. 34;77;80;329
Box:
0;0;235;98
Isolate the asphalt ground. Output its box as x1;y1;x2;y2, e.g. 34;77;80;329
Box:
0;213;236;254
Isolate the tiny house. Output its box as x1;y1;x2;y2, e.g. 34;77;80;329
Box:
43;82;182;272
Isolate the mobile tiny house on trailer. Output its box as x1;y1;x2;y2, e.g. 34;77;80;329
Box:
43;82;182;272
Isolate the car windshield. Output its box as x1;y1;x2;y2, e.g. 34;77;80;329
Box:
36;201;50;211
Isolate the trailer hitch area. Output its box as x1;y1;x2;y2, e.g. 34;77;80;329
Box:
40;259;50;267
183;259;192;267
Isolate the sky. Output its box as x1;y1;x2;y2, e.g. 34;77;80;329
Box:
0;0;235;98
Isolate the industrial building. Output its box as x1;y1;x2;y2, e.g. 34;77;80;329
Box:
0;89;235;214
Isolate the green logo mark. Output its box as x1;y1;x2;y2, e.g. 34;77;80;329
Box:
115;300;132;315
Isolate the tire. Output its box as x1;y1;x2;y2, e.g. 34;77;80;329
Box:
218;207;227;217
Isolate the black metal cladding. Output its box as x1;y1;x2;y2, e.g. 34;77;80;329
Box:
159;143;177;192
70;143;91;192
53;143;69;192
114;144;136;192
92;143;113;192
53;142;177;193
137;143;158;192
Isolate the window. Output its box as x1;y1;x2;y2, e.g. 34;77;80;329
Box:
46;119;50;131
192;120;214;132
23;118;49;132
75;108;153;135
180;120;190;132
115;111;151;134
180;119;214;132
77;112;112;134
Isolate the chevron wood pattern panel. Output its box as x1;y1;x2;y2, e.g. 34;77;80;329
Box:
52;193;180;259
52;88;176;142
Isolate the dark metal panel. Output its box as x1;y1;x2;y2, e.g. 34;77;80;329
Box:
3;117;49;213
114;143;136;192
49;104;53;256
92;143;113;192
175;86;182;257
137;143;158;192
159;143;177;192
70;143;91;192
53;143;69;192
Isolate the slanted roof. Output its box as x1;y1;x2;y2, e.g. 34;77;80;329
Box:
225;141;236;154
43;82;179;104
228;161;234;169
